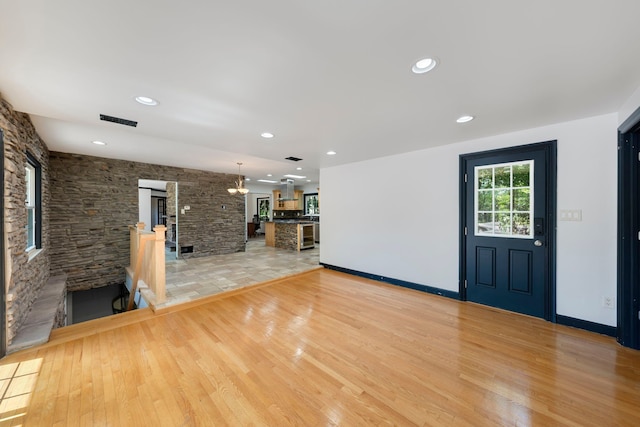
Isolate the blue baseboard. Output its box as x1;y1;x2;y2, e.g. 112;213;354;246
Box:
556;315;616;337
320;263;459;300
320;265;618;337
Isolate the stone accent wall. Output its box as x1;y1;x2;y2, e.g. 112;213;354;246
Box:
49;152;246;291
166;181;177;242
178;174;245;254
1;96;51;344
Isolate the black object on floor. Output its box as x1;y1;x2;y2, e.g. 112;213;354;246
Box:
112;286;136;314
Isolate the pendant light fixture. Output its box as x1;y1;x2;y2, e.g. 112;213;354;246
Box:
228;162;249;195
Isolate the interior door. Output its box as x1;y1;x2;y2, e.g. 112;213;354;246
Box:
461;142;556;319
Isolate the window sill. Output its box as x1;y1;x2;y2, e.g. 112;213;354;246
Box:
27;248;43;262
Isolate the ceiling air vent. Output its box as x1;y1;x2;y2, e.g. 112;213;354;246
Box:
285;156;303;162
99;114;138;127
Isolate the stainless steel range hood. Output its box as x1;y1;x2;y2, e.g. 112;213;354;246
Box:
278;178;298;201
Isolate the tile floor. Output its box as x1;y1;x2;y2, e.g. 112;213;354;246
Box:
157;236;321;308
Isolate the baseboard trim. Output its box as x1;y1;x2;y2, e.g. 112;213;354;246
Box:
320;263;459;300
556;315;616;337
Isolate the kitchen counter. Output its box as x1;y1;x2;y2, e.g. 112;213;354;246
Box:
265;221;315;250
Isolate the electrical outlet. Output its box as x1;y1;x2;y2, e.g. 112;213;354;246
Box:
602;296;614;309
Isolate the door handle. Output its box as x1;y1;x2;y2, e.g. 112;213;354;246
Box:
534;240;543;247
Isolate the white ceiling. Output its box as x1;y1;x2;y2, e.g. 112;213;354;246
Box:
2;1;640;187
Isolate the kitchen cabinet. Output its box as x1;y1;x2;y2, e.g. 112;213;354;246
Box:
294;190;303;210
273;189;304;210
272;190;283;210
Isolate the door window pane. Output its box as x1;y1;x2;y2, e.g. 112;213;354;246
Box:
513;213;531;236
477;213;494;233
495;166;511;188
495;189;511;212
478;190;493;211
513;188;530;211
478;168;493;189
513;163;530;187
474;160;533;238
495;213;511;235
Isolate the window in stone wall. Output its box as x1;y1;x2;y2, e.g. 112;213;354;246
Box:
26;152;41;252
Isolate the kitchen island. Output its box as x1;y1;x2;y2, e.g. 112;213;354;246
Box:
265;221;315;251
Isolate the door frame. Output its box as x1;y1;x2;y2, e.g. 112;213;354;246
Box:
459;140;557;321
617;106;640;349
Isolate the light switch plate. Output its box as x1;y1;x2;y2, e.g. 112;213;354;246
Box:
559;209;582;221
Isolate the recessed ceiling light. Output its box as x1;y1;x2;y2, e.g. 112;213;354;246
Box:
327;151;337;155
257;179;278;184
306;180;311;182
456;115;475;123
412;57;438;74
261;132;274;138
283;174;306;179
92;140;106;146
296;167;302;171
267;174;273;177
245;178;251;181
135;96;158;106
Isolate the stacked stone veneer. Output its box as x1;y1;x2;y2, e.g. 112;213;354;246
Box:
49;152;246;291
274;223;299;250
1;96;51;344
166;181;177;241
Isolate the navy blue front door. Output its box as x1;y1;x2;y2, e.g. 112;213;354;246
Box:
461;142;555;319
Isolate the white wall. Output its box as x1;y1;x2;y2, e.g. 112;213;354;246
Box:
321;113;618;326
301;183;320;194
138;188;152;231
246;182;276;220
247;191;272;221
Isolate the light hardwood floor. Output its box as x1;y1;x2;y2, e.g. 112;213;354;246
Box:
1;269;639;426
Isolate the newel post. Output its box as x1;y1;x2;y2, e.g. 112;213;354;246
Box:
130;223;144;268
131;222;146;268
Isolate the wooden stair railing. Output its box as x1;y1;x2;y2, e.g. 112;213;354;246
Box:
128;223;167;310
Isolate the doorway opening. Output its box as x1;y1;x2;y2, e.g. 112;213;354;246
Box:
138;179;178;261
